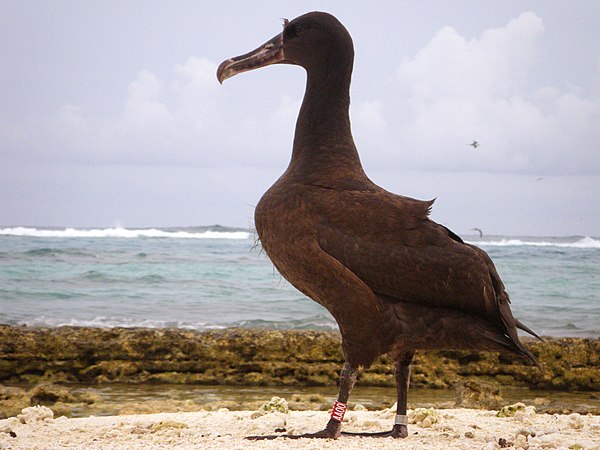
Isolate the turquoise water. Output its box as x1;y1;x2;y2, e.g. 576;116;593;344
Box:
1;226;598;337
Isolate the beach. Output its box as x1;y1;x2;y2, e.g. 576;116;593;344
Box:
1;326;599;448
2;403;600;449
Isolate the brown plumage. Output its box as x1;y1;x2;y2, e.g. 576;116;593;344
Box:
217;11;539;440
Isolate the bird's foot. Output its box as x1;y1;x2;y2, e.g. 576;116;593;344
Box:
342;424;408;438
245;429;339;440
287;428;341;439
246;421;341;440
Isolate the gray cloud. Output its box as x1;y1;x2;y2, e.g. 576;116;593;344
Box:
362;12;600;175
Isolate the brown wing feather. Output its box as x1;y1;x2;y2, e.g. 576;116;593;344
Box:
305;186;504;324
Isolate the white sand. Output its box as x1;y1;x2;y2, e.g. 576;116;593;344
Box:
1;404;599;449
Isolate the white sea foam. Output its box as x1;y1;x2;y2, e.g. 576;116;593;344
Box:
469;236;600;249
0;227;251;240
19;315;338;331
21;315;215;330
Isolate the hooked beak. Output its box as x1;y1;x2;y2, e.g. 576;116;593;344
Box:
217;32;285;84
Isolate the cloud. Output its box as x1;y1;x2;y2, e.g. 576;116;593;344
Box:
173;57;222;133
352;100;387;142
358;11;600;175
48;56;302;168
399;12;543;100
51;57;223;165
33;11;600;178
123;70;174;130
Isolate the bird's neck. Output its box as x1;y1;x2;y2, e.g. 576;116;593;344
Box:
287;66;367;185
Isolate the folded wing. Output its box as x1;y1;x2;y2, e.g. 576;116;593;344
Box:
306;187;505;324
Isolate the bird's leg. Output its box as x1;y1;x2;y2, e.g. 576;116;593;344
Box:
290;361;358;438
246;362;358;440
391;351;414;438
341;350;414;438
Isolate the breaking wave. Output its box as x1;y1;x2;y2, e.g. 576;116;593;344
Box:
0;226;251;240
16;314;337;331
468;236;600;249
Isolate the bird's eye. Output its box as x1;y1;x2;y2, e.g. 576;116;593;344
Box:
284;23;302;39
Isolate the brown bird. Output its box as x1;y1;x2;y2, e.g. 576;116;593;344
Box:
217;11;539;440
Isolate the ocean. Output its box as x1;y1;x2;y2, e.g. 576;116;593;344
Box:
1;226;599;338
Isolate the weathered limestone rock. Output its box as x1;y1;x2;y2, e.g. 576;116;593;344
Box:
0;326;598;392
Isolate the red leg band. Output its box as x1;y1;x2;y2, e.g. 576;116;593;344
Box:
330;401;347;422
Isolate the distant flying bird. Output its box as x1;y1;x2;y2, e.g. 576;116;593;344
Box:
471;228;483;238
218;11;539;440
469;140;480;148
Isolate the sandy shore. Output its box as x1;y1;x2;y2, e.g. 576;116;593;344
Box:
2;403;599;449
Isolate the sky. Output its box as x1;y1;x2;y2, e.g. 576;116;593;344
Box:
1;1;599;236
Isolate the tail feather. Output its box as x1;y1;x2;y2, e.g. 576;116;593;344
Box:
498;301;540;368
515;319;546;343
470;244;541;367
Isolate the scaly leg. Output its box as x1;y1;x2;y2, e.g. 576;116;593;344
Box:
392;351;414;438
246;362;358;440
341;350;414;438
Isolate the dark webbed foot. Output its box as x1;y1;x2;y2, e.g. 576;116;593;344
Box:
245;429;339;440
342;424;408;438
245;419;341;440
285;428;340;439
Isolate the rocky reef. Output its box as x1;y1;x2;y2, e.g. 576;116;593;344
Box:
0;326;598;417
1;326;598;389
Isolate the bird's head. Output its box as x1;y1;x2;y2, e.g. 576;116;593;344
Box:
217;11;354;83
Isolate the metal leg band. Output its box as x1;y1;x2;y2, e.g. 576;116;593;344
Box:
394;414;408;426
